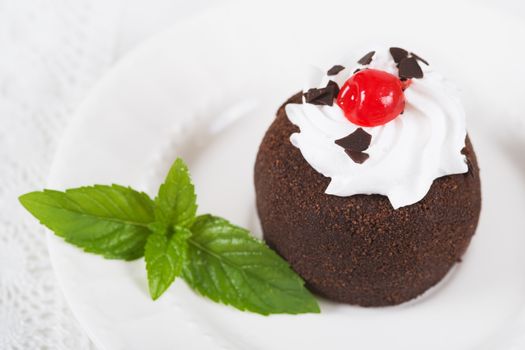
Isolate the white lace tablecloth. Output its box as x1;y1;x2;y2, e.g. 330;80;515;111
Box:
0;0;213;348
0;0;522;349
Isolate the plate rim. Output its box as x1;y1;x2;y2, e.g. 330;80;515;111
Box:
44;1;525;349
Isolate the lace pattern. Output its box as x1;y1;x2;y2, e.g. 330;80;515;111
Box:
0;0;120;348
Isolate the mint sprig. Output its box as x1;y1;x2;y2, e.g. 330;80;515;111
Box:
19;158;320;315
154;158;197;229
145;226;191;300
184;215;320;315
19;185;155;260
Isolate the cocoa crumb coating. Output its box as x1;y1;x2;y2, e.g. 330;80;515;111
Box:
254;93;481;306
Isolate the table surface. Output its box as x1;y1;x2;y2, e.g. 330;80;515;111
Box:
0;0;523;349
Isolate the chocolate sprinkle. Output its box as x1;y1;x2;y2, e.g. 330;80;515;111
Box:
345;150;370;164
304;88;332;106
327;80;340;97
304;81;340;106
335;127;372;152
412;52;429;66
389;47;409;64
357;51;375;65
398;56;424;79
353;68;361;74
389;47;428;79
327;65;345;76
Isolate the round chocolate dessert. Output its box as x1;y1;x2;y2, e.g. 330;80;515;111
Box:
254;47;481;307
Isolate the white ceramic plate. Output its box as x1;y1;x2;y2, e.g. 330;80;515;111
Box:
47;0;525;349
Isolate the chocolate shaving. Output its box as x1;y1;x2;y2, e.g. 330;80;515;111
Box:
411;52;429;66
357;51;375;65
304;81;339;106
326;80;340;97
398;57;423;79
327;65;345;76
345;150;370;164
353;68;361;74
390;47;428;79
389;47;409;64
335;128;372;152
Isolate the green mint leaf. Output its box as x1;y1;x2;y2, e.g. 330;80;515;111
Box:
145;226;191;300
19;185;155;260
155;158;197;229
183;215;320;315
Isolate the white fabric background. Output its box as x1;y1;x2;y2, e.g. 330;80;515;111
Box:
0;0;522;349
0;0;216;348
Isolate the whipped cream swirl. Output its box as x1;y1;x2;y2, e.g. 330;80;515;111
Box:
286;47;468;209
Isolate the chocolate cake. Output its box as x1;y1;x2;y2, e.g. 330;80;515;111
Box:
254;47;482;306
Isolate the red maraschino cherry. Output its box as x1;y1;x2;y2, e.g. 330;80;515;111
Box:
336;69;406;127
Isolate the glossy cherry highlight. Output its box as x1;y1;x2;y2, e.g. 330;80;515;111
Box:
336;69;406;127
